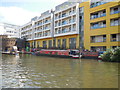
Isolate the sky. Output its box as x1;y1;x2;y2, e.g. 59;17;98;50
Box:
0;0;68;26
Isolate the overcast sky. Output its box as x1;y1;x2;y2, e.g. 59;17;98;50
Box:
0;0;68;26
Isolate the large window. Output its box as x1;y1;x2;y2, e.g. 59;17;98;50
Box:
111;34;120;42
91;35;106;43
90;10;106;19
43;41;47;48
37;41;40;48
110;5;120;14
111;18;120;26
91;21;106;29
48;40;52;48
90;1;107;8
69;38;76;49
62;39;66;49
57;39;61;49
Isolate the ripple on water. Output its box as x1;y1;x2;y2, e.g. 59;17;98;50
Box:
2;55;118;88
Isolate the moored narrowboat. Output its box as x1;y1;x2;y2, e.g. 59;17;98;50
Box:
34;49;99;59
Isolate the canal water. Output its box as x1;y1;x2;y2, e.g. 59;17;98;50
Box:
1;54;119;88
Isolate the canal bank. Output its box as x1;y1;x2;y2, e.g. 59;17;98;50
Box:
1;54;118;88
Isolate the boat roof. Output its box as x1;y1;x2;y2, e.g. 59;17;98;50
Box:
41;49;69;51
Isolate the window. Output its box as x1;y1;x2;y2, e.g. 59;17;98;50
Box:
69;26;71;32
91;36;95;43
48;40;52;48
90;10;106;19
111;18;120;26
58;30;61;34
43;41;47;48
69;11;72;15
59;14;61;18
91;21;106;29
58;39;61;49
111;46;117;49
91;35;106;43
103;35;106;42
90;1;107;8
55;29;58;34
62;39;66;49
62;13;66;17
111;34;117;42
62;29;66;33
69;38;76;49
110;5;120;14
37;41;40;48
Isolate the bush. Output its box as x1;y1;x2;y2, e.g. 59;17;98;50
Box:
101;49;113;62
101;47;120;62
111;47;120;62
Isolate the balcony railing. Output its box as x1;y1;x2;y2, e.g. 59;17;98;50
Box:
91;25;106;29
90;2;107;8
111;11;120;14
55;12;76;20
91;39;106;43
91;13;106;19
111;38;117;42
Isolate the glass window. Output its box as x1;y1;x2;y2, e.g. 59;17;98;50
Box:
43;41;47;48
69;38;76;49
48;40;52;48
62;39;66;49
58;39;61;49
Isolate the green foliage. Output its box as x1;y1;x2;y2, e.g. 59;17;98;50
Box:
111;47;120;62
101;47;120;62
101;49;112;62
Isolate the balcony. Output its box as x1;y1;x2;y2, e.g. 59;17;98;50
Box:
90;2;107;8
91;25;106;29
44;20;51;24
91;13;106;19
111;11;120;14
55;11;76;21
62;14;66;18
110;18;120;26
111;38;117;42
62;21;68;25
72;28;76;31
44;27;50;31
91;39;106;43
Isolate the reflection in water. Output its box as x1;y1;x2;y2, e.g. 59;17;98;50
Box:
0;52;2;89
1;54;118;88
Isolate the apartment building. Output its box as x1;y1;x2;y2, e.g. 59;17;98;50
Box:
21;10;54;48
81;0;120;51
20;0;120;51
54;2;80;49
0;22;20;38
20;2;80;49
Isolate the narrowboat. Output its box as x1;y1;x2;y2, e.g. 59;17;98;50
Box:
34;49;99;59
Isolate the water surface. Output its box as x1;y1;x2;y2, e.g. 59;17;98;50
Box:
1;54;118;88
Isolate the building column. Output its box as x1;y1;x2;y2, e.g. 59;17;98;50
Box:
66;38;69;49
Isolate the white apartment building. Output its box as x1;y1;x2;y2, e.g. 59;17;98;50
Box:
0;22;20;38
20;1;81;48
21;10;54;41
54;2;80;37
21;21;33;40
34;10;54;40
20;2;80;39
